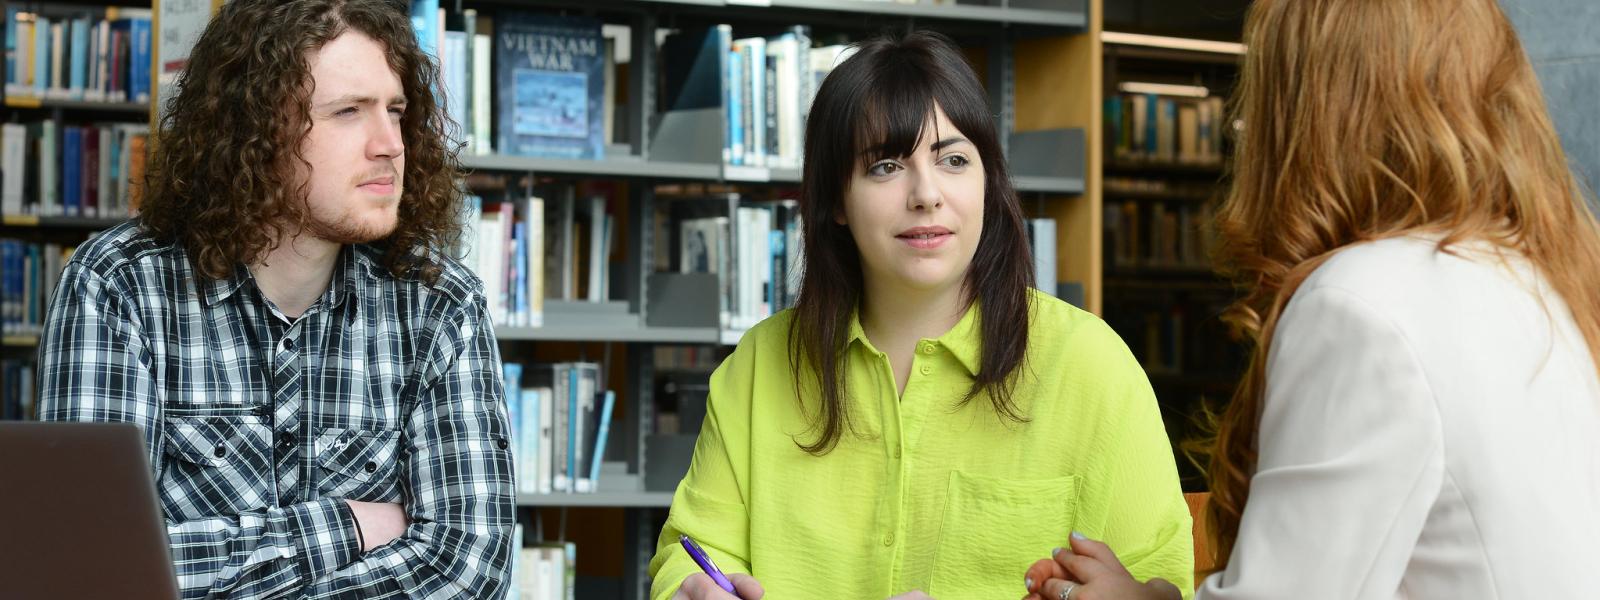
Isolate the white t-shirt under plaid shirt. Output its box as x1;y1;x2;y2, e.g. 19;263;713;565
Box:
38;221;516;599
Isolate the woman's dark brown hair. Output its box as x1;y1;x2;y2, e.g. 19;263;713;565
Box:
140;0;461;282
789;30;1035;454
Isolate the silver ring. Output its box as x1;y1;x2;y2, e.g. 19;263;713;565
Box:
1058;581;1077;600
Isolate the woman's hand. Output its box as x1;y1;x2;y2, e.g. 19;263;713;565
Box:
672;573;765;600
1021;533;1181;600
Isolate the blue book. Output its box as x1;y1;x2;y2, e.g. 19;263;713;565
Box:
61;127;81;216
68;17;89;99
408;0;439;59
514;221;528;326
727;48;743;166
5;8;18;87
501;362;522;490
33;16;52;96
2;241;14;332
1144;93;1159;155
520;387;541;495
494;13;605;160
126;18;151;102
587;390;614;486
567;366;579;494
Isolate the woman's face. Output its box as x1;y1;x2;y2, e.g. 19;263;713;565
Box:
840;104;986;298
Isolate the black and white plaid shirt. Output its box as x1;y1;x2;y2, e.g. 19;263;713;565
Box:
38;220;516;599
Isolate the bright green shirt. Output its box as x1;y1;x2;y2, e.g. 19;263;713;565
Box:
649;290;1194;599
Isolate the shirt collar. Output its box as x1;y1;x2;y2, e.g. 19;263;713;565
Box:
847;300;984;377
200;244;376;309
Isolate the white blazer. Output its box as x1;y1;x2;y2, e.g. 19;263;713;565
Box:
1198;235;1600;599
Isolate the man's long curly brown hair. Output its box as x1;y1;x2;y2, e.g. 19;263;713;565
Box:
140;0;462;282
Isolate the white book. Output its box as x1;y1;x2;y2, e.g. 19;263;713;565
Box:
2;124;28;215
1030;219;1058;296
472;33;492;155
586;196;605;302
536;386;554;494
460;196;483;292
443;31;469;148
518;547;546;600
518;386;539;495
39;120;57;216
1178;104;1199;163
522;196;545;327
507;525;523;600
770;36;802;169
479;203;508;324
49;23;65;99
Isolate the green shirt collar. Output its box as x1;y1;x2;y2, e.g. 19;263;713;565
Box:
847;300;984;377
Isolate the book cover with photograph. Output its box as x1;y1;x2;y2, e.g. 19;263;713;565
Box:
495;12;605;160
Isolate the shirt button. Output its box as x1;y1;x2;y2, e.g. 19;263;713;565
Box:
883;533;895;547
921;343;936;354
277;431;296;450
364;461;378;473
920;365;932;376
893;447;903;459
281;338;296;352
496;437;510;450
213;444;227;458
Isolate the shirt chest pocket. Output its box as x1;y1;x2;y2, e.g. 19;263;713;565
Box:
929;471;1081;599
160;414;274;519
314;427;403;502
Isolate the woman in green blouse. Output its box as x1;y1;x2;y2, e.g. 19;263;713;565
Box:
649;31;1193;600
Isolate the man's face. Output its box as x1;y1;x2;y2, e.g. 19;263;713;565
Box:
297;30;407;245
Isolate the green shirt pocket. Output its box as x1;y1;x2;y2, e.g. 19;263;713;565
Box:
929;471;1081;599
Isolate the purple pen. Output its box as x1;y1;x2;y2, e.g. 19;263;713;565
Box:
679;534;743;599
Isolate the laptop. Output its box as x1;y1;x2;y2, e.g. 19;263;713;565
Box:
0;422;180;600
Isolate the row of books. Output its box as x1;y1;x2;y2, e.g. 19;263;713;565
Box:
504;362;615;496
3;6;153;103
1;359;36;421
508;527;577;600
410;4;616;160
0;239;74;337
1105;176;1220;198
661;24;855;170
1105;296;1241;377
1104;201;1216;271
459;184;618;327
411;3;860;168
652;345;724;372
0;119;150;217
1106;93;1227;165
653;193;803;330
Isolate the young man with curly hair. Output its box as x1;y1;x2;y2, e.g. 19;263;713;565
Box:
36;0;514;597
